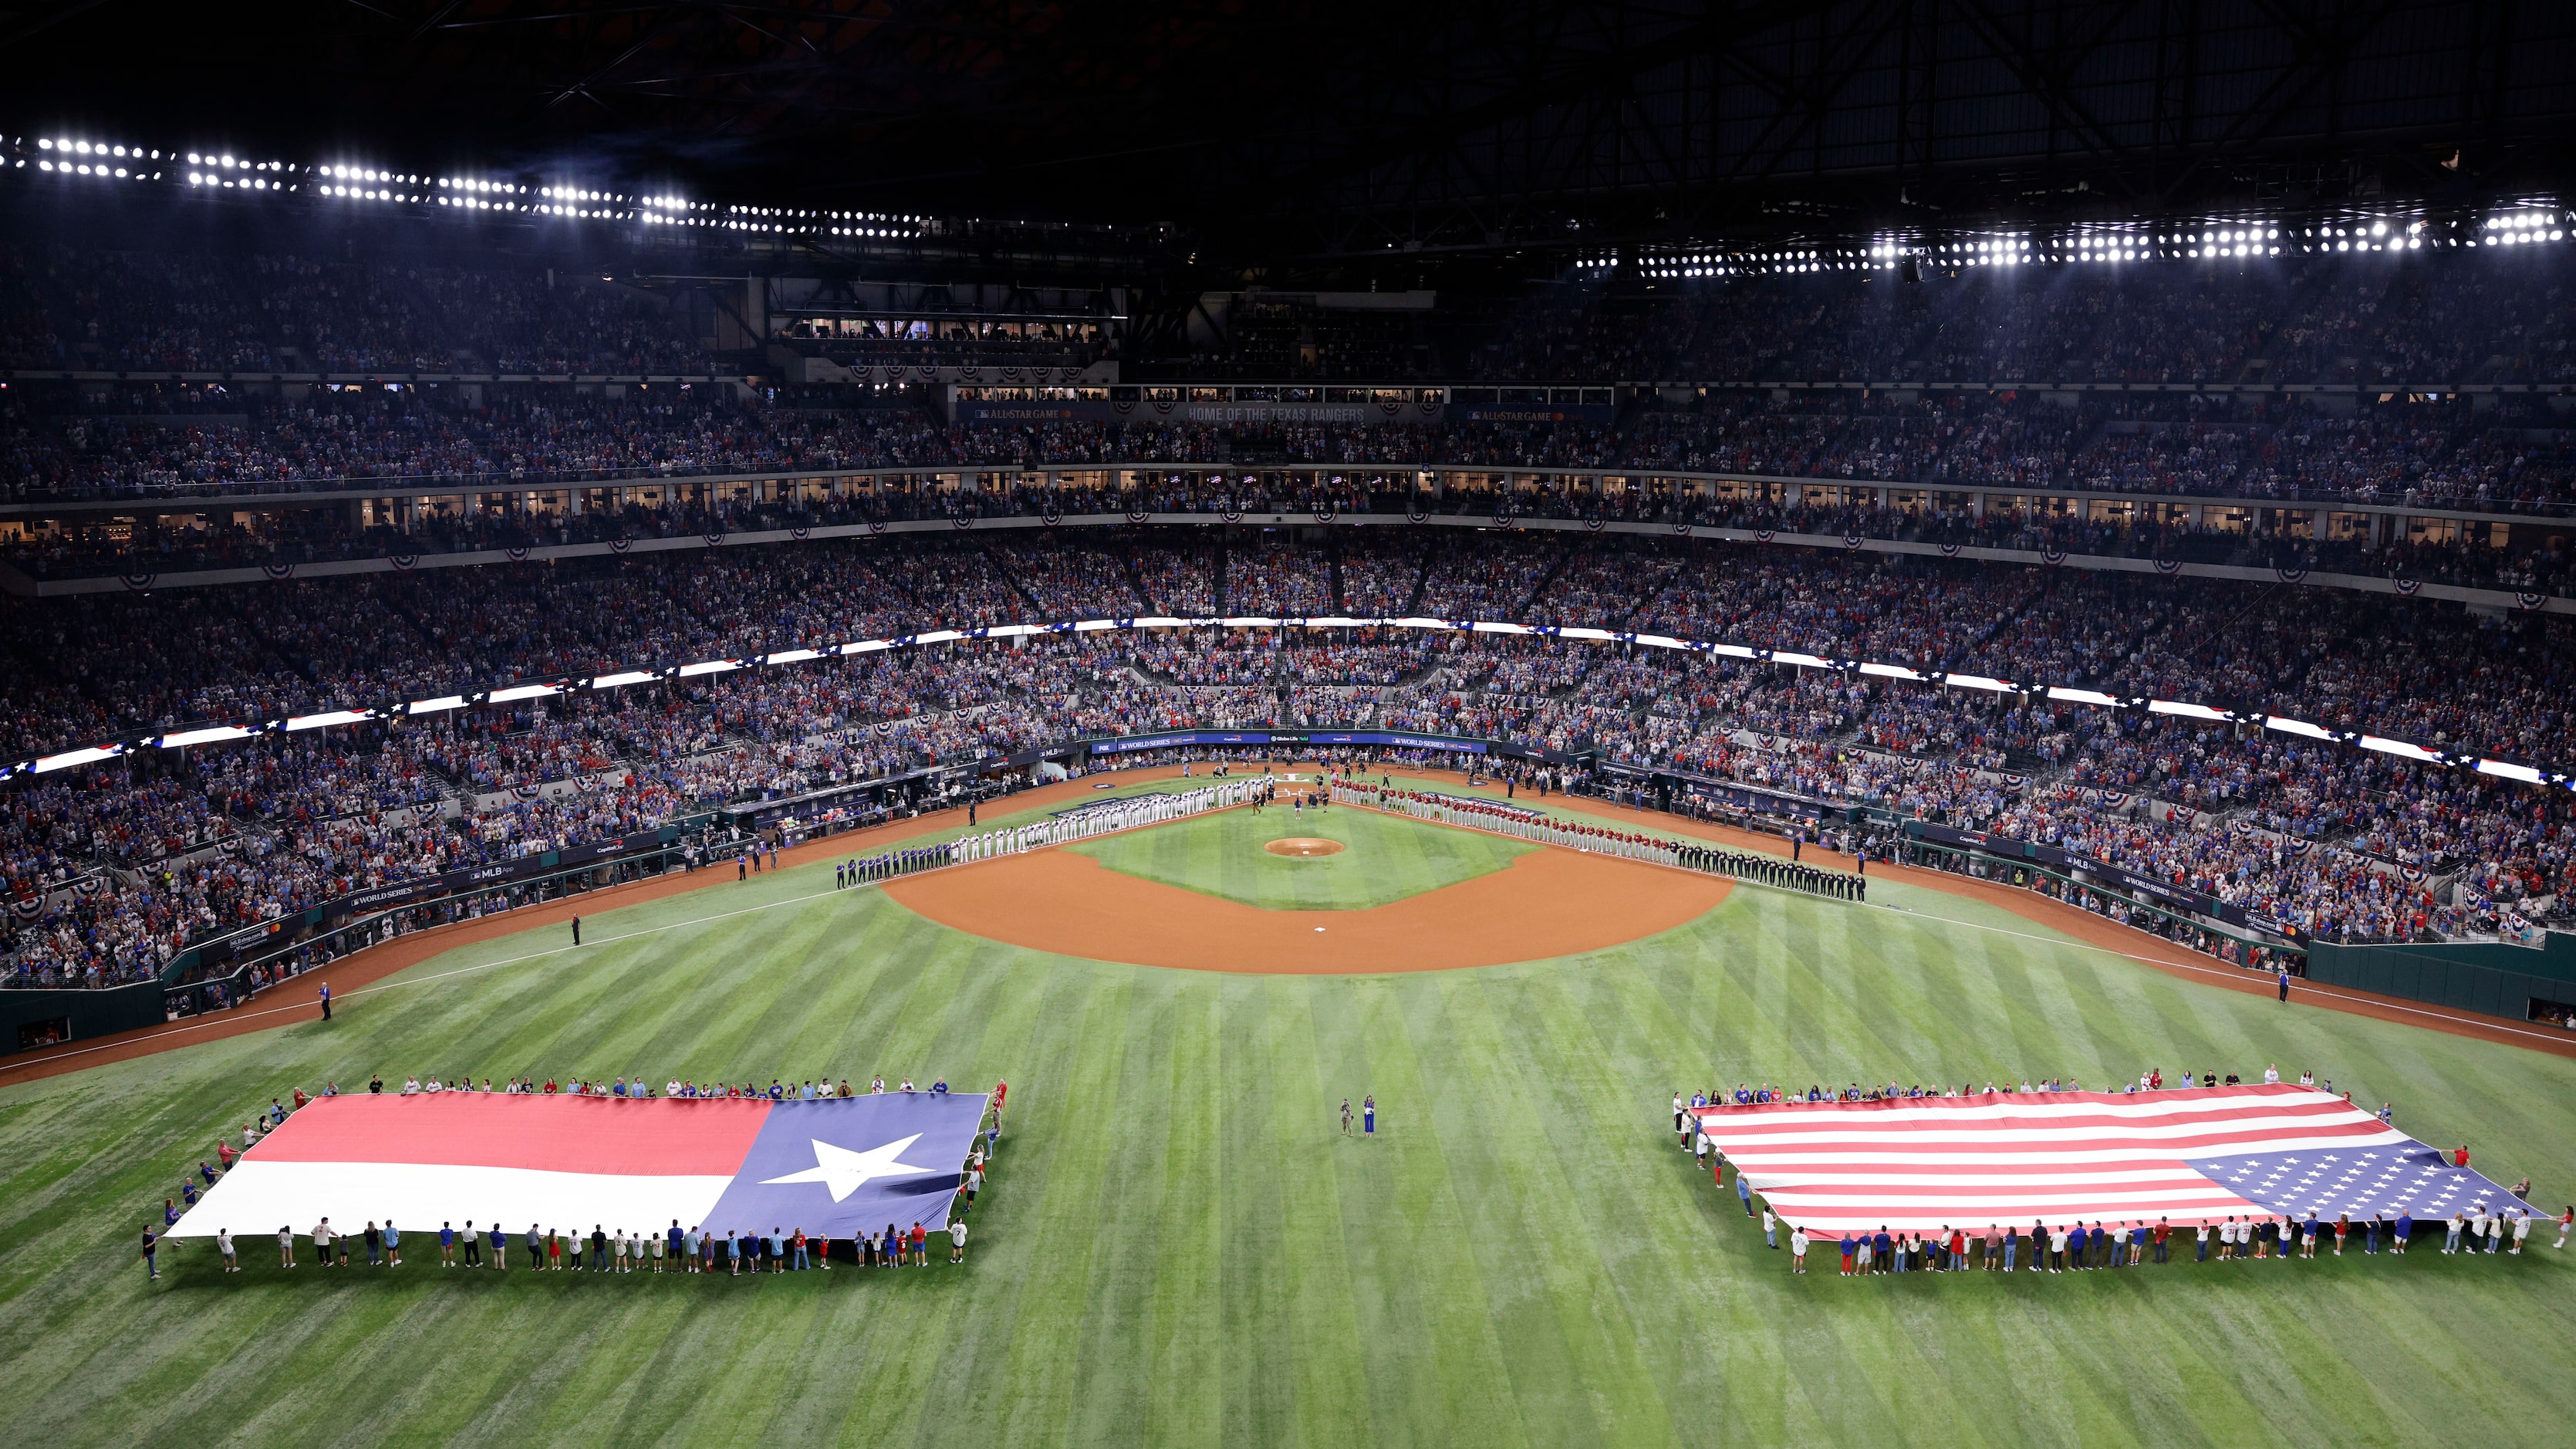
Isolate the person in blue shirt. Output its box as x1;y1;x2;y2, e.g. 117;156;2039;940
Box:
181;1180;198;1207
931;1078;949;1096
725;1231;741;1276
384;1221;401;1266
2394;1211;2414;1254
438;1221;457;1267
1362;1095;1376;1137
1872;1228;1892;1272
490;1223;508;1270
2068;1223;2088;1269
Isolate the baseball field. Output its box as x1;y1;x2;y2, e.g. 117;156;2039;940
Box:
0;772;2569;1448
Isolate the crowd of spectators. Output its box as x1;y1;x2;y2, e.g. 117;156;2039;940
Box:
0;246;711;376
1471;248;2576;387
10;388;2571;603
8;535;2574;992
10;238;2576;988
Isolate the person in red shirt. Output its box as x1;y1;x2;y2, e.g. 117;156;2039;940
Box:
291;1087;309;1110
215;1138;235;1173
909;1222;928;1265
2454;1143;2471;1168
2152;1218;2171;1264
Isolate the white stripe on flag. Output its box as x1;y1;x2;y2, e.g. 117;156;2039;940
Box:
169;1161;734;1239
1691;1087;2388;1234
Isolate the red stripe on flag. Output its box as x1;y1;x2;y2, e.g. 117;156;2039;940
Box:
244;1095;771;1177
1686;1085;2392;1231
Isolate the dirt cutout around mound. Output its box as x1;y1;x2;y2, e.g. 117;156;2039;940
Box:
1263;837;1346;857
888;846;1730;973
10;762;2574;1084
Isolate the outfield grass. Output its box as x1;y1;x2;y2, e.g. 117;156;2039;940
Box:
1068;800;1534;909
0;795;2570;1448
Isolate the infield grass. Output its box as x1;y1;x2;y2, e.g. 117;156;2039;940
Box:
1068;799;1534;909
0;791;2570;1449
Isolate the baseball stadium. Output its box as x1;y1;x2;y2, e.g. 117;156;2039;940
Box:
2;5;2574;1447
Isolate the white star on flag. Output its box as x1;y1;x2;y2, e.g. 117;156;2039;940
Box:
761;1134;940;1202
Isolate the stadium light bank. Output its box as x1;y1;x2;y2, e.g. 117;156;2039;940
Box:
0;613;2561;796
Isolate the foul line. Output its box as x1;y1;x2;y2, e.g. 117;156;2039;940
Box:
8;787;2568;1077
1341;797;2576;1053
0;780;1276;1079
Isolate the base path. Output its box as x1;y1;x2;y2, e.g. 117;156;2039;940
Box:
1385;771;2576;1060
9;761;2571;1079
0;765;1216;1084
887;847;1731;973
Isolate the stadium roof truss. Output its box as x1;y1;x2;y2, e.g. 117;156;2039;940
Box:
4;2;2570;265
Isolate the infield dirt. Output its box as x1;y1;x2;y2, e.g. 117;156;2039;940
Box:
886;846;1732;972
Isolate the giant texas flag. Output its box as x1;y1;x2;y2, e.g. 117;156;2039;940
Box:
1693;1084;2533;1235
170;1092;989;1241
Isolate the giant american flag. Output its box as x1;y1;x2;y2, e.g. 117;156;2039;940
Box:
1690;1084;2532;1235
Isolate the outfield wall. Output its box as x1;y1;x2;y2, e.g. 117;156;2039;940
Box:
2304;933;2576;1025
0;979;164;1054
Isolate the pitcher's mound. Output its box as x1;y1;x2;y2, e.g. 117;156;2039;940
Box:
1265;837;1345;858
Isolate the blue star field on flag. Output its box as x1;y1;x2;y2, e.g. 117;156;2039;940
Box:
2184;1138;2530;1222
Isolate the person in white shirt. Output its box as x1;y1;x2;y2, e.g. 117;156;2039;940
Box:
424;1076;443;1094
1789;1227;1809;1273
2263;1064;2280;1084
949;1218;970;1263
216;1228;237;1272
1761;1207;1778;1249
278;1224;296;1268
2512;1211;2532;1253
